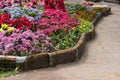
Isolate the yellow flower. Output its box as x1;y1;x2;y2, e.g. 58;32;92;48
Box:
72;27;76;30
1;23;8;30
7;27;15;33
80;25;82;28
0;28;4;32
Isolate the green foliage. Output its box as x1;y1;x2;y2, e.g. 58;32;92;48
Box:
0;69;16;78
66;7;76;14
38;6;45;11
0;61;16;78
28;12;37;17
22;0;27;2
65;3;87;14
50;18;94;50
51;28;81;49
79;19;94;33
74;4;87;11
65;3;76;14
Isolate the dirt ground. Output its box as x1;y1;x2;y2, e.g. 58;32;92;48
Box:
1;1;120;80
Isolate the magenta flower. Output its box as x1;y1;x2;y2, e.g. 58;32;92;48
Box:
0;30;56;56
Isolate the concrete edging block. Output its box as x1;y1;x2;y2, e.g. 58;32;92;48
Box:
17;53;50;71
49;48;77;66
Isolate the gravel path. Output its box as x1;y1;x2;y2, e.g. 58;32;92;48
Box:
1;1;120;80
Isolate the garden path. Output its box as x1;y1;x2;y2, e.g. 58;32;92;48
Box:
1;1;120;80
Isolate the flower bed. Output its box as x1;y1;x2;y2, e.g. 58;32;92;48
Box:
0;0;111;73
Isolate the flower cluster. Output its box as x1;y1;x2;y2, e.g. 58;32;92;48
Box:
2;4;25;19
0;0;102;56
79;19;93;33
50;18;94;50
65;3;93;15
0;14;11;24
36;9;79;34
0;30;55;56
22;0;43;8
77;10;96;22
82;1;93;12
11;17;33;29
2;4;43;22
0;0;43;9
0;23;14;33
25;8;42;21
0;14;33;30
51;27;81;49
92;6;109;13
44;0;65;11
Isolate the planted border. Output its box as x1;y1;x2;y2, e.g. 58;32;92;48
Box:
0;7;111;71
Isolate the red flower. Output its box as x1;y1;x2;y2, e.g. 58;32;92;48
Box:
20;17;32;29
44;0;66;11
0;14;11;24
12;17;33;29
57;0;66;12
0;20;3;24
0;14;33;30
36;9;79;34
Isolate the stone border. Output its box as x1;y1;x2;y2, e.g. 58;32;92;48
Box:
104;0;120;4
101;8;111;17
86;0;102;2
0;8;111;71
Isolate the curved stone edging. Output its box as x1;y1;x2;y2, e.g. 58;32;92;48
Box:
0;8;111;71
17;22;97;71
101;7;111;16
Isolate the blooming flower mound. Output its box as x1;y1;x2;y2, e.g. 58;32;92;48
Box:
0;30;55;56
36;9;79;34
0;0;108;56
1;4;43;22
0;14;33;30
79;19;93;33
0;0;79;56
65;1;110;22
0;23;14;33
0;0;42;9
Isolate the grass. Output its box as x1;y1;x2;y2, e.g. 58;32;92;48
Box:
0;60;17;78
0;69;17;78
